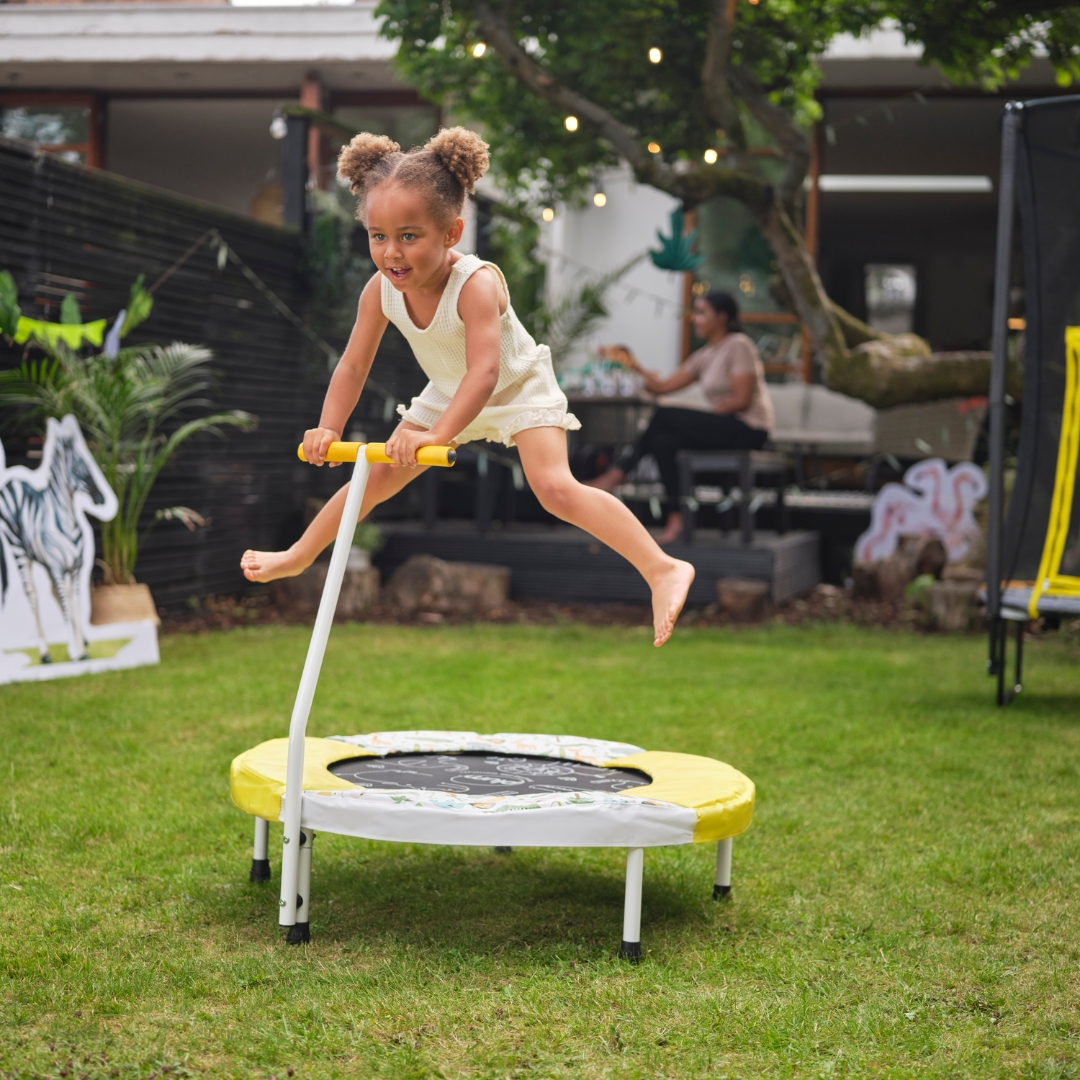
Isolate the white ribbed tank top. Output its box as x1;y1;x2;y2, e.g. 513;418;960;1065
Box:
382;254;579;447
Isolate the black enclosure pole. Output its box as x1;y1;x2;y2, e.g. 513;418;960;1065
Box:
282;114;310;234
987;103;1022;624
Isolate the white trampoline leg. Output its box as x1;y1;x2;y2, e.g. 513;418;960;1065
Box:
713;837;732;900
287;828;314;945
279;457;371;935
619;847;644;962
250;817;270;883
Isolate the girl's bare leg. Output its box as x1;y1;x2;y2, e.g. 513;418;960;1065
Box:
514;427;695;647
240;462;426;583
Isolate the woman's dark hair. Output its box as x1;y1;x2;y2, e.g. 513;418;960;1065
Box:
702;289;742;332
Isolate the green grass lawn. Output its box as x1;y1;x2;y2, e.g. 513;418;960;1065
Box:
2;622;1079;1080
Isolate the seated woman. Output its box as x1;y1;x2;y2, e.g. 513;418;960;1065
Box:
588;290;774;544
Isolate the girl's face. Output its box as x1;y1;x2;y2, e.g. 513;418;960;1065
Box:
366;183;464;292
691;297;729;340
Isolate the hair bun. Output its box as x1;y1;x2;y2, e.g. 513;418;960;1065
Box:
337;132;401;194
425;127;490;193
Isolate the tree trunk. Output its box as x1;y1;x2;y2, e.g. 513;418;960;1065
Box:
752;195;1001;408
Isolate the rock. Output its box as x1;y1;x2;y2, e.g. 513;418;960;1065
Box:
268;564;380;618
852;534;947;602
91;583;160;625
942;564;983;584
384;554;453;614
930;580;979;631
901;535;947;580
384;555;511;615
716;577;769;621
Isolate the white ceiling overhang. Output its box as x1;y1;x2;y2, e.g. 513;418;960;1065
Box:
0;2;403;92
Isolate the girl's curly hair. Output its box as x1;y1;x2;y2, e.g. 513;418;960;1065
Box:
337;126;490;227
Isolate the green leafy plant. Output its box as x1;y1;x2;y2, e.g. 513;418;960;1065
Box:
0;270;20;338
904;572;938;609
0;336;255;586
352;521;385;555
533;252;644;370
121;274;155;338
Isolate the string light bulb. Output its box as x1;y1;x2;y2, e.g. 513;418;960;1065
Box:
542;207;555;222
471;42;487;58
648;47;662;63
703;148;718;164
593;191;607;207
565;115;579;132
648;141;661;154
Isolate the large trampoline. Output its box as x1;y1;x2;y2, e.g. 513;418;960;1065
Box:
231;442;756;958
987;96;1080;703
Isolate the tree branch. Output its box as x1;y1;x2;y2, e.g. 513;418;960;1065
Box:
702;0;747;154
473;1;667;188
471;0;772;211
728;65;809;206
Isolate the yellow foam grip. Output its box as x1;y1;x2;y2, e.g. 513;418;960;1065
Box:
297;442;457;467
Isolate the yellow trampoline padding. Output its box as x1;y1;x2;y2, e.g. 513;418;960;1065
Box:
231;740;755;844
230;738;372;821
607;751;756;843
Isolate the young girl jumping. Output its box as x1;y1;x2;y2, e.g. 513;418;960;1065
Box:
240;127;695;646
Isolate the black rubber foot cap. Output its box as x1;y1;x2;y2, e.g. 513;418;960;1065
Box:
494;846;512;854
713;884;731;900
285;922;310;945
619;940;642;963
249;858;271;883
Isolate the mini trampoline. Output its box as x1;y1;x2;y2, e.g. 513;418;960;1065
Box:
231;443;756;958
986;96;1080;703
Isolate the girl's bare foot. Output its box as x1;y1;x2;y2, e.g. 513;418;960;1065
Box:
240;546;308;583
656;511;684;545
585;467;626;492
650;559;695;646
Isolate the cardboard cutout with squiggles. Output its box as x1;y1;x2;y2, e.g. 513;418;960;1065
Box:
855;458;988;566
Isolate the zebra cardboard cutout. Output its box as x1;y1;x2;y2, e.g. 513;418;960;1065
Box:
0;415;158;683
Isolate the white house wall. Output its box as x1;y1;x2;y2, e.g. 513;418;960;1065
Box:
545;168;684;375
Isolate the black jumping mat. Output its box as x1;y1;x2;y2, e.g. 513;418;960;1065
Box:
328;752;651;797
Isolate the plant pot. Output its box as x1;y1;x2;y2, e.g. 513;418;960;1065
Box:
91;583;161;626
347;546;371;572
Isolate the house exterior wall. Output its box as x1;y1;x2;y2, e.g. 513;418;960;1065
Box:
543;168;684;374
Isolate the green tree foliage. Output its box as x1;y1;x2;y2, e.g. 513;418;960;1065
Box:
377;0;1078;403
894;0;1080;88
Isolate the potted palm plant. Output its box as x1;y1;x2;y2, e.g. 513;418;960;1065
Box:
0;272;255;621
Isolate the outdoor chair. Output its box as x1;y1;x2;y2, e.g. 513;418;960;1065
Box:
676;449;789;544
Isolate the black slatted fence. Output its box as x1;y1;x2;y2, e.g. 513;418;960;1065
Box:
0;134;423;609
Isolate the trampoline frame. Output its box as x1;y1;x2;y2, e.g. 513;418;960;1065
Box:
245;443;745;959
987;98;1080;703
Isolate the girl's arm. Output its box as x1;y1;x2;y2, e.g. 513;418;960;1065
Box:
302;274;389;467
385;268;503;467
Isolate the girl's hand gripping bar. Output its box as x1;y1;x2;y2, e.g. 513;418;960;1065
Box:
296;442;457;467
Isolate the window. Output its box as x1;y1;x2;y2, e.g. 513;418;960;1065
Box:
865;264;917;335
0;96;101;167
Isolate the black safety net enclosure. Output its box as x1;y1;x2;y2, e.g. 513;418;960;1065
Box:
988;95;1080;702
